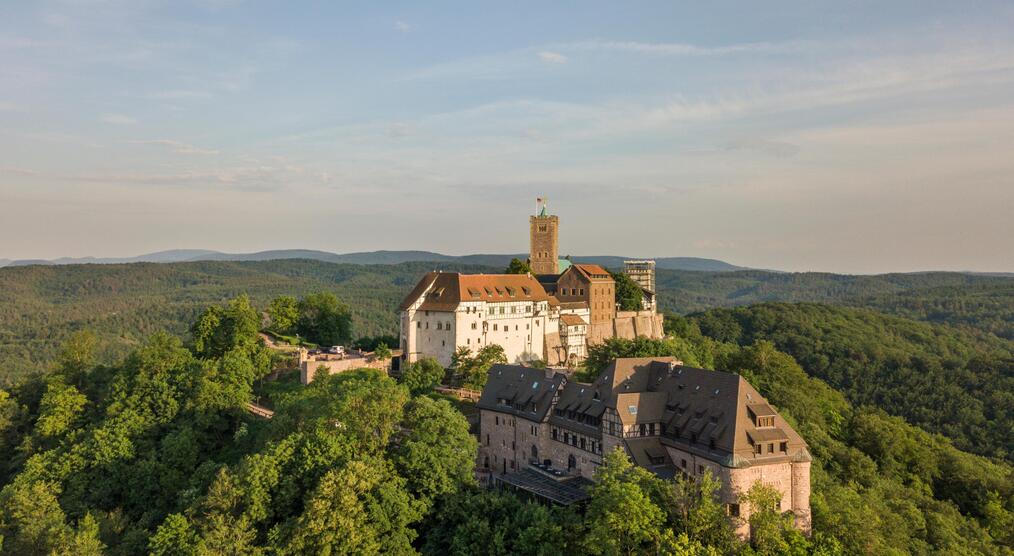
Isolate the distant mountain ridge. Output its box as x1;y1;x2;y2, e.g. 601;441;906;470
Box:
3;249;746;272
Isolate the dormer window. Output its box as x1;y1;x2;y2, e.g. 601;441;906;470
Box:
757;416;775;428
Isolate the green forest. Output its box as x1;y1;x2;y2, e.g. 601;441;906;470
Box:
2;260;1011;384
1;294;1012;554
0;259;1012;553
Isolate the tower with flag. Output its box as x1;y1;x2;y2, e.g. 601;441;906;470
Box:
529;196;560;275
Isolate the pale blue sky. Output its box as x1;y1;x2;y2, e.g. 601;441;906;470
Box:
2;0;1013;272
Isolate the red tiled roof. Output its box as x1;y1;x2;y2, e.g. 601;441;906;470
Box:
399;272;550;312
571;264;614;282
560;314;587;327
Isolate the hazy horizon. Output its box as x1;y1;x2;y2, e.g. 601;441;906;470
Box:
2;1;1013;274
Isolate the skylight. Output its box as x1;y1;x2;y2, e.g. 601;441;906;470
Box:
628;405;638;415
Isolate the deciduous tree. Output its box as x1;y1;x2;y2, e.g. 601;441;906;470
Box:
296;292;353;347
611;271;644;312
505;258;532;275
391;396;477;506
400;357;445;395
266;295;299;334
583;449;666;555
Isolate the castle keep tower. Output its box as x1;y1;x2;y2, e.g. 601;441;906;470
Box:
529;198;559;275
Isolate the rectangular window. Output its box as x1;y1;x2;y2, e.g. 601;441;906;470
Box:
768;443;774;454
755;444;762;455
416;321;421;328
728;504;740;517
780;441;788;453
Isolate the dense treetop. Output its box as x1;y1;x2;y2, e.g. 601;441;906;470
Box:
688;303;1014;462
0;293;1011;554
2;259;1011;383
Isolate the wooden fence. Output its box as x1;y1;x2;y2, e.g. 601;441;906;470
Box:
435;386;482;402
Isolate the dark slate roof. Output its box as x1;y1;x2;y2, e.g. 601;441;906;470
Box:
625;436;676;478
477;364;566;422
478;357;810;469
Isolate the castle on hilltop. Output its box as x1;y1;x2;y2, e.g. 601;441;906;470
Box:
398;199;664;367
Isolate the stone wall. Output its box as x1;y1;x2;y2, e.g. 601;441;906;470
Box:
300;356;390;384
586;311;665;345
724;459;812;539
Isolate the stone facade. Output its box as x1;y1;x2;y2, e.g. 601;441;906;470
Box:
476;358;812;540
554;264;616;324
529;212;559;275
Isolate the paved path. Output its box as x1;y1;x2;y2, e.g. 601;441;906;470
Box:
246;402;275;419
259;333;296;350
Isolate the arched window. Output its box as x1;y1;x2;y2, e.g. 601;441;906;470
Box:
567;454;576;471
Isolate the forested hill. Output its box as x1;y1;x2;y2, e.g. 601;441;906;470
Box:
690;303;1014;462
1;296;1011;554
0;260;489;383
2;259;1012;384
656;269;1014;339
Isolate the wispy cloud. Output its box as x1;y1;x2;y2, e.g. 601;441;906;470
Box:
100;113;136;125
0;166;39;176
146;90;212;100
129;139;220;155
387;123;411;139
538;51;567;64
395;20;411;32
560;39;807;57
